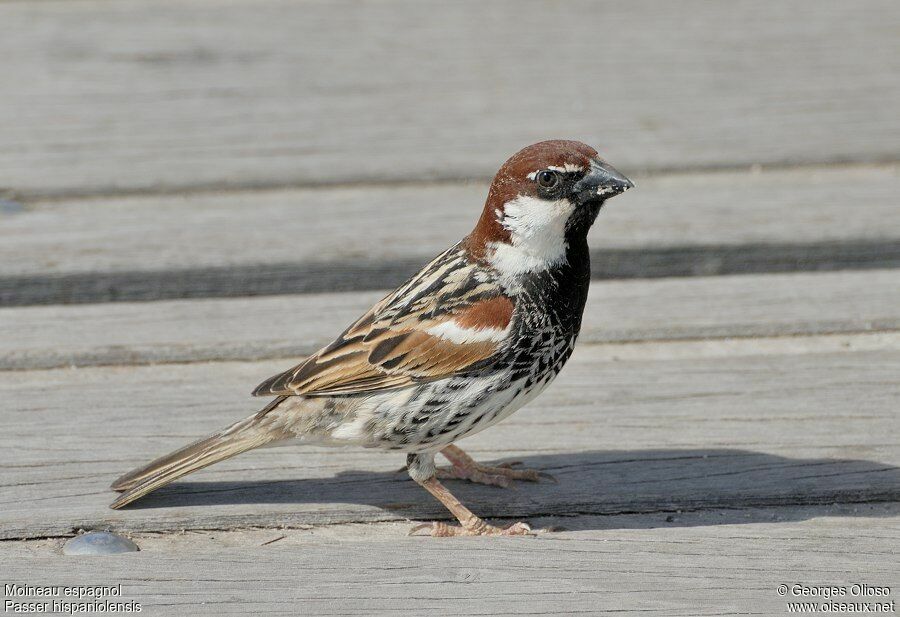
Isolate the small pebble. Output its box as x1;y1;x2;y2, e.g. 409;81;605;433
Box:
665;515;675;523
63;531;139;555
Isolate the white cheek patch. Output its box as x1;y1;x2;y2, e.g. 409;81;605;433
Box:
488;195;574;276
426;320;510;344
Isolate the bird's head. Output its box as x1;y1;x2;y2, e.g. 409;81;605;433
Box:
464;140;633;275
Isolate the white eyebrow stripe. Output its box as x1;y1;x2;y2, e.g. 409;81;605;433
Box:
528;164;585;180
550;164;585;173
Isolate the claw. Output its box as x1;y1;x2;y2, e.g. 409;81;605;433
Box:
502;521;536;536
408;522;437;536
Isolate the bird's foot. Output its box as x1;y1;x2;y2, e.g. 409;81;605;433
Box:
436;460;555;488
409;520;538;537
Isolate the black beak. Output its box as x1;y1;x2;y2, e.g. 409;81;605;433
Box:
573;160;634;205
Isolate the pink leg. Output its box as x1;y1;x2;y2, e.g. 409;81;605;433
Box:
409;476;537;537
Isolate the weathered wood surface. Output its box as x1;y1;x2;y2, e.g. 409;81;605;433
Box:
4;506;899;616
3;165;899;305
1;0;898;197
1;346;898;540
2;269;898;370
2;1;898;612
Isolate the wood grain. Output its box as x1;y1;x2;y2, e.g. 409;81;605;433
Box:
2;165;899;305
1;347;897;540
2;269;898;370
3;507;898;616
0;0;898;196
2;0;898;609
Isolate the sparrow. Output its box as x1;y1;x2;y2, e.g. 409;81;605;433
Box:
110;140;633;536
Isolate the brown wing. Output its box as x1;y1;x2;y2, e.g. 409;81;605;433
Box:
252;246;514;398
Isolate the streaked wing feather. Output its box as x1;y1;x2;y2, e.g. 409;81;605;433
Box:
252;246;513;398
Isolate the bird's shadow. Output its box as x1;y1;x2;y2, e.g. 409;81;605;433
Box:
119;448;900;530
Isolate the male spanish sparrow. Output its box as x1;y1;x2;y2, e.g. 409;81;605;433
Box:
111;140;633;536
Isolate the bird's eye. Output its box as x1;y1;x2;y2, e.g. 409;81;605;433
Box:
536;170;559;188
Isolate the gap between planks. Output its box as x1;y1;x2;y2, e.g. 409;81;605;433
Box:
1;348;898;540
2;165;899;305
4;507;898;617
1;0;898;196
1;269;898;370
5;159;897;204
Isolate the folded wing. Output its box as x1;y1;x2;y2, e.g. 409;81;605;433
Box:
252;246;514;398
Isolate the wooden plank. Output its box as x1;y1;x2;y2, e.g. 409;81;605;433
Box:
2;165;899;305
2;269;899;370
0;0;898;196
1;347;898;540
3;507;899;616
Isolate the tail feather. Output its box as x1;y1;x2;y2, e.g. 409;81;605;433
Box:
110;414;281;509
